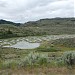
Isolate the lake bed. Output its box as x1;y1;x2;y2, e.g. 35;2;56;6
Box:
0;34;75;49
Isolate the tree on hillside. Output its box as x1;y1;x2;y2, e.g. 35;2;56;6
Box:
7;29;13;34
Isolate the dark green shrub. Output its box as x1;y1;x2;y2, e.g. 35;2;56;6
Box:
37;47;60;52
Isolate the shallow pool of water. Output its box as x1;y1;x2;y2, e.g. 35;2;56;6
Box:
3;41;40;49
1;34;75;49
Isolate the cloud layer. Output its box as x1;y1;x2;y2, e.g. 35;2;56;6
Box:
0;0;74;23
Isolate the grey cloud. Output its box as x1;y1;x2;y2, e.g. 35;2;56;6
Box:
0;0;74;23
0;1;7;7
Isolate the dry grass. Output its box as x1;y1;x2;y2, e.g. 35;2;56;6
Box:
0;67;75;75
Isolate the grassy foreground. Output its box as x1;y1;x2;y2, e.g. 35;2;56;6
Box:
0;37;75;75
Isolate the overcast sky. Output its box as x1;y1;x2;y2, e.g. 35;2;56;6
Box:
0;0;74;23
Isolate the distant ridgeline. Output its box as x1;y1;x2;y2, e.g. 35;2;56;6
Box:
23;18;75;27
0;19;21;26
0;18;75;38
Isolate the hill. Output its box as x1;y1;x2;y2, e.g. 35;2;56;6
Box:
22;18;75;35
0;18;75;38
23;18;75;27
0;19;21;26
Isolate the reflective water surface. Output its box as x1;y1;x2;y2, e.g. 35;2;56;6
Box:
3;41;40;49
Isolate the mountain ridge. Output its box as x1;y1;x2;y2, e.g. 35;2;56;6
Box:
0;17;75;25
0;17;75;38
0;19;21;26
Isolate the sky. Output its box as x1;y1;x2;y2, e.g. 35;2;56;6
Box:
0;0;74;23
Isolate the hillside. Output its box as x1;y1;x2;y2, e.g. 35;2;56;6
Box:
23;18;75;27
52;38;75;48
0;19;21;26
0;18;75;38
